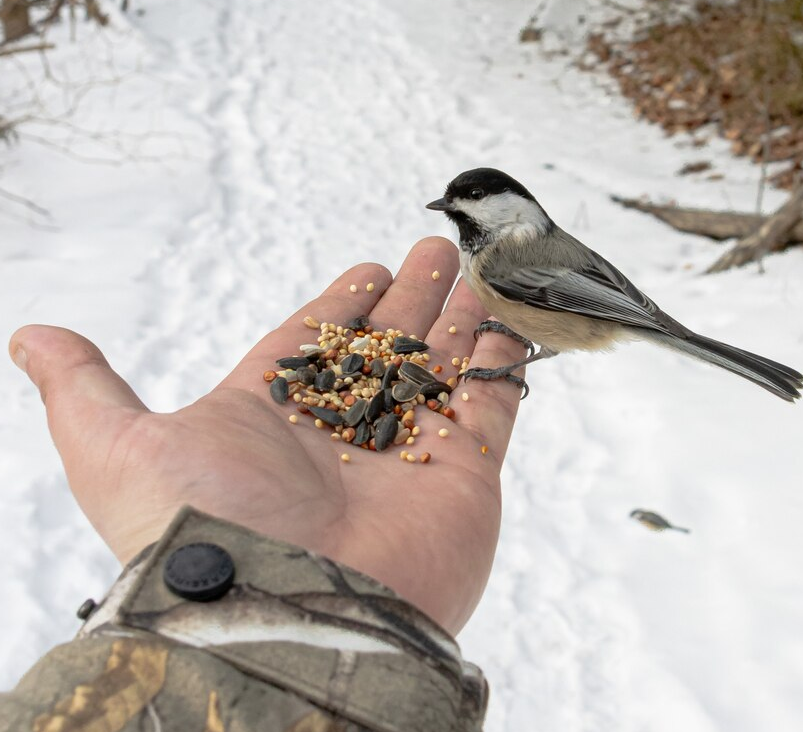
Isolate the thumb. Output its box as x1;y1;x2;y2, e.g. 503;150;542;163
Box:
9;325;147;460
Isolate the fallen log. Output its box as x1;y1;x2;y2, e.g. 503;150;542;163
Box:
706;186;803;273
611;195;803;244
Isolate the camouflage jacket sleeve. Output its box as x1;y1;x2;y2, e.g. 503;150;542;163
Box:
0;506;488;732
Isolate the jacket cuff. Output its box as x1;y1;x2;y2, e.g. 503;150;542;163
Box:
79;506;488;732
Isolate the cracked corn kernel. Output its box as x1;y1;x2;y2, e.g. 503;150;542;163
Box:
481;445;489;455
462;392;469;401
303;316;320;329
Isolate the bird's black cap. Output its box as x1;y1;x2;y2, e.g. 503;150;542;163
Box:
444;167;536;202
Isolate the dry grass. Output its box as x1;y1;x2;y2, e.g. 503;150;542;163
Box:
584;0;803;188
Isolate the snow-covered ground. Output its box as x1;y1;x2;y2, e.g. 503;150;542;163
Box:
2;1;801;730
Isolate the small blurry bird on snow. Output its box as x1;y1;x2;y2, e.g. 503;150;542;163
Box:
426;168;802;401
630;509;690;534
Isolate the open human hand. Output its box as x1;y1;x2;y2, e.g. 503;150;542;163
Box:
8;237;526;634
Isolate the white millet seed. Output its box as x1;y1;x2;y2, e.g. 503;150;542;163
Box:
366;282;375;292
448;325;457;334
288;414;299;424
438;428;450;438
340;453;351;463
462;392;469;401
349;284;358;293
431;270;440;281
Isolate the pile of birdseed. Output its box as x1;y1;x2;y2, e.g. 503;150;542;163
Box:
263;315;472;463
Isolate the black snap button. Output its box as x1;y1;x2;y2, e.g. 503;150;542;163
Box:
163;542;235;602
76;598;97;620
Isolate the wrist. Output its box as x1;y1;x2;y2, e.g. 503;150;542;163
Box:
78;505;488;732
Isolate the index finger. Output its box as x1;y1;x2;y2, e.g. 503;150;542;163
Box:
222;262;392;389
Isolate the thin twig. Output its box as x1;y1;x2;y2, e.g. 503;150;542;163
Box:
0;42;55;57
0;185;51;217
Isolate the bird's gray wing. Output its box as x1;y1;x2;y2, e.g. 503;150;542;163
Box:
484;249;689;337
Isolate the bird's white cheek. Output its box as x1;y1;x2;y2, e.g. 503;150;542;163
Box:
458;248;474;285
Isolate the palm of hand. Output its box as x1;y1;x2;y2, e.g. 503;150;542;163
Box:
11;238;524;633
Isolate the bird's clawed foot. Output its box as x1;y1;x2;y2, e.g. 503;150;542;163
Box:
461;337;558;400
473;320;536;359
463;366;531;399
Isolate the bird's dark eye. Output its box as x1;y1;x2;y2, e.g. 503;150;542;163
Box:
470;188;484;200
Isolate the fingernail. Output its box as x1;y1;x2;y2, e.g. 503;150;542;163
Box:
11;345;27;372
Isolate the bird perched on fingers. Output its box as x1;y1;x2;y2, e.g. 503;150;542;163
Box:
426;167;802;401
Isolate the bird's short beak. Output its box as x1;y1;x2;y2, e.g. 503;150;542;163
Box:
425;197;452;212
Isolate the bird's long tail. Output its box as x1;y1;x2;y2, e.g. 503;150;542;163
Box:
649;332;802;402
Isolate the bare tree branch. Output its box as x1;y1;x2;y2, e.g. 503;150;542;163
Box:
0;184;48;215
0;41;54;55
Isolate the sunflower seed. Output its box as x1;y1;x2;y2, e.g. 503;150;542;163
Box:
381;361;399;390
392;382;419;403
370;359;386;377
299;344;326;358
270;377;289;404
343;399;368;427
340;353;365;374
353;421;371;445
346;315;370;331
374;413;399;452
398;360;436;387
314;369;336;392
392;337;429;354
308;406;344;426
420;380;453;398
295;366;317;386
383;388;395;411
277;356;310;370
366;392;385;423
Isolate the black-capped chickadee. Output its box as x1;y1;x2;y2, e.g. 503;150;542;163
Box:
630;509;690;534
426;168;802;401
